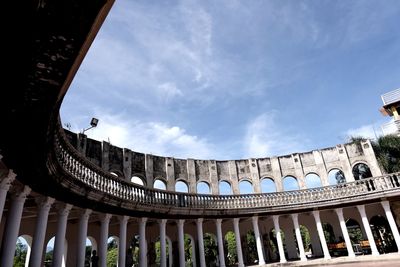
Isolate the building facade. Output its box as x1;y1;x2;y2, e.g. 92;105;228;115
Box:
1;1;400;267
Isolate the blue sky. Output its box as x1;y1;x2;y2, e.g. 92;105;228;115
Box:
61;0;400;160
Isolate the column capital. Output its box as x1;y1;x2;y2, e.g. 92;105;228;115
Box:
159;219;167;226
0;170;16;190
197;218;203;224
11;185;31;200
177;219;185;227
312;210;320;218
291;213;299;220
55;203;73;215
99;213;112;223
80;209;92;220
357;204;366;213
251;216;258;224
35;196;55;210
272;215;280;224
381;200;390;210
216;219;222;226
118;215;129;224
139;217;148;224
335;207;344;217
233;218;240;224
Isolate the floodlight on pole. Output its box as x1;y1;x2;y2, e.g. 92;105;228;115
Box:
82;117;99;134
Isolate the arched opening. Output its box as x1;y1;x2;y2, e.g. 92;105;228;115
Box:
352;163;372;180
305;173;322;188
155;235;173;267
239;180;253;194
204;233;218;266
131;175;145;186
322;223;336;244
225;231;236;266
154;179;167;190
45;236;68;267
345;219;364;254
370;215;398;253
15;235;32;267
261;178;276;193
107;236;119;267
197;181;211;194
282;176;299;191
328;169;346;185
244;230;257;265
185;234;196;266
85;237;97;267
175;180;189;192
219;180;232;195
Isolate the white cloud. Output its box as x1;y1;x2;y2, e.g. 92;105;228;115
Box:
244;113;307;158
345;124;381;140
86;112;214;159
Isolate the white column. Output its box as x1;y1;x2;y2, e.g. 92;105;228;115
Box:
0;186;31;267
139;217;148;267
334;208;355;258
52;203;72;267
252;216;266;265
381;201;400;253
216;219;226;267
357;205;379;256
159;219;167;267
76;209;92;267
177;219;185;267
119;216;129;267
197;218;206;267
312;210;331;259
99;214;111;267
233;218;244;267
29;196;55;267
272;215;286;263
0;170;16;224
291;214;307;261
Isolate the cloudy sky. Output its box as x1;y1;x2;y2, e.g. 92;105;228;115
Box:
61;0;400;160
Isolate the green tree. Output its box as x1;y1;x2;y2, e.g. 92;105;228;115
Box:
225;231;236;266
13;239;27;267
203;233;217;266
106;247;118;267
372;135;400;173
245;230;257;264
300;225;311;251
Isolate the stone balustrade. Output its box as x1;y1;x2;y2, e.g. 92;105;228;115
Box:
51;123;400;216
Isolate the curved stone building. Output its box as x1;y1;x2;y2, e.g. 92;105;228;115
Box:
1;1;400;267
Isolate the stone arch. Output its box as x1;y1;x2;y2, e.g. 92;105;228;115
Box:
352;162;372;180
282;176;299;191
305;173;322;189
45;236;68;267
260;177;276;193
219;180;232;195
175;180;189;192
15;235;32;267
154;178;167;190
110;170;124;178
370;215;398;253
345;219;364;245
328;168;346;185
197;181;211;194
131;175;146;186
239;179;253;194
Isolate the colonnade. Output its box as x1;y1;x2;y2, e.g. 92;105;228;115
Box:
1;172;400;267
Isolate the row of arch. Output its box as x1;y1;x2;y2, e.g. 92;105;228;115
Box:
125;163;373;194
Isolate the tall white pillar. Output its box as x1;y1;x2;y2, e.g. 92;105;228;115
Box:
233;218;244;267
52;203;72;267
197;218;206;267
381;201;400;253
251;216;266;265
291;214;307;261
159;219;167;267
99;214;111;267
334;208;355;258
29;197;55;267
119;216;129;267
312;210;331;259
0;170;16;224
76;209;92;267
178;219;186;267
0;185;31;267
139;217;148;267
272;215;286;263
216;219;226;267
357;205;379;256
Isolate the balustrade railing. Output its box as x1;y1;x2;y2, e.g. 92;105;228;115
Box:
52;125;400;212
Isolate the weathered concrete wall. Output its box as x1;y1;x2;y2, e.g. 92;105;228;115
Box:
65;130;382;194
